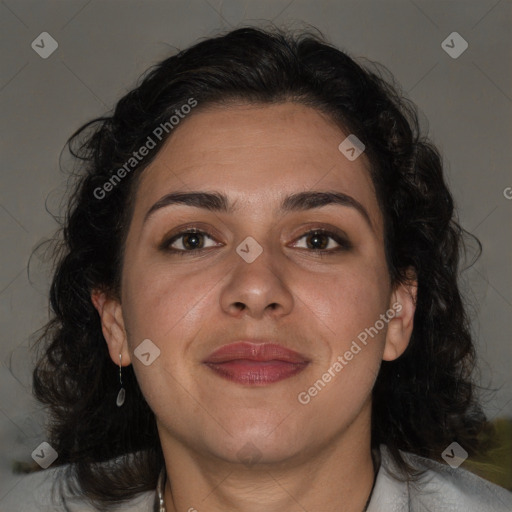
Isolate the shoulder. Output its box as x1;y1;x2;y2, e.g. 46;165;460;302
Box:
0;464;155;512
368;445;512;512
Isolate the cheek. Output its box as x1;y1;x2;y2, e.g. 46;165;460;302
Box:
293;264;389;426
120;262;216;426
298;257;390;344
122;259;218;342
120;258;225;401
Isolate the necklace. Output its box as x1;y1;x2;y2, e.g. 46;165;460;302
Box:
154;460;377;512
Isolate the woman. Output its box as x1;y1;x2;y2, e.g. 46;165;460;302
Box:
4;25;512;511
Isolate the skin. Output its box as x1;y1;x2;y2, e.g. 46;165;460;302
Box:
92;102;417;512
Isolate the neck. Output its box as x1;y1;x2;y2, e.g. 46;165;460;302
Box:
159;408;376;512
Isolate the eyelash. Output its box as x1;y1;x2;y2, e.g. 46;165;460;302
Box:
297;229;352;255
160;227;352;257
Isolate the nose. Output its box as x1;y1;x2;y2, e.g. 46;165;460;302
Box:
219;243;294;320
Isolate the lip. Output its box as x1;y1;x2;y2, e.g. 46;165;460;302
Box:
203;341;310;386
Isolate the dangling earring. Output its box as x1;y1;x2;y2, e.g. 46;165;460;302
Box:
116;353;126;407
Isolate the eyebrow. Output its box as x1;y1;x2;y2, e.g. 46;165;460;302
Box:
143;190;374;231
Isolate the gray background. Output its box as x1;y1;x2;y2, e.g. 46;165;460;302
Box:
1;0;511;502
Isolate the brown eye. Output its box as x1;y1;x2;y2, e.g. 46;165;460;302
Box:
293;229;351;253
162;229;219;254
305;232;330;250
177;232;205;250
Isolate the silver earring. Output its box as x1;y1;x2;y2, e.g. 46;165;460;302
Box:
116;353;126;407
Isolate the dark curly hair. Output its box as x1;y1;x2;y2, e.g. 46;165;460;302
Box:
31;24;490;510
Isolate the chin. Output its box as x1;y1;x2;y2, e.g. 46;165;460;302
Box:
206;419;310;466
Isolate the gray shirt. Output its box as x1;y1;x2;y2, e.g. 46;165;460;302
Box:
1;445;511;511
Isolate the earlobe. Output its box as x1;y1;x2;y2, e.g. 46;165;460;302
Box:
91;289;131;366
383;269;417;362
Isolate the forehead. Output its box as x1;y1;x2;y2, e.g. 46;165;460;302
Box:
133;102;381;229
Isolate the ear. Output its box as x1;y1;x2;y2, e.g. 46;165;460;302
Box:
91;289;132;366
383;268;417;361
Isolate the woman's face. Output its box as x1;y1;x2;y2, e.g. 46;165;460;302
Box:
102;102;413;465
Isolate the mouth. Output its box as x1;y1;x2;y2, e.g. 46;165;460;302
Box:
203;342;310;386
